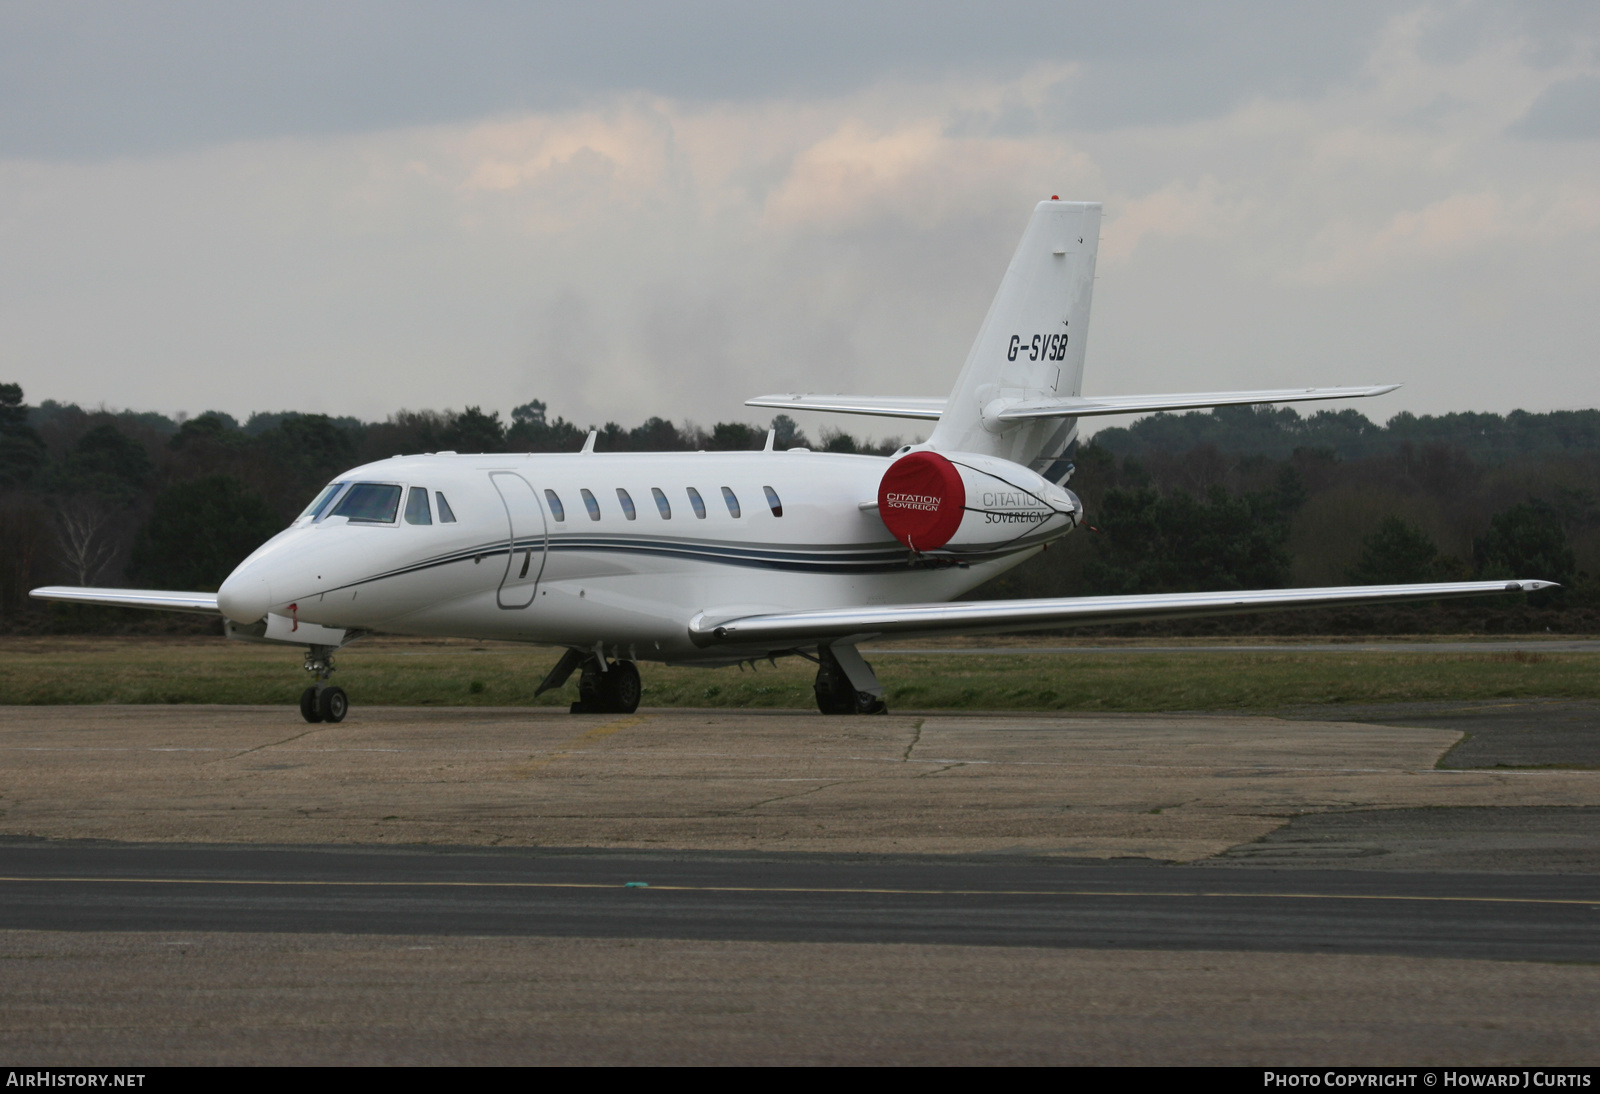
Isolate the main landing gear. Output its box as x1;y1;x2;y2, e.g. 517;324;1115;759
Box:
535;647;642;714
298;644;348;724
813;644;887;715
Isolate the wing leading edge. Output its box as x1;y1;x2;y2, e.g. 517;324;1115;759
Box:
29;586;221;614
688;580;1554;648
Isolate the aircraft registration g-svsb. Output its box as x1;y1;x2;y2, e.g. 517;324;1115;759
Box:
31;199;1553;722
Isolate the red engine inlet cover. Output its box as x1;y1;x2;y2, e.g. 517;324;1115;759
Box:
878;451;966;551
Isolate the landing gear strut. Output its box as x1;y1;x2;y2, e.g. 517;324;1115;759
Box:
535;647;642;714
813;643;886;715
298;644;348;724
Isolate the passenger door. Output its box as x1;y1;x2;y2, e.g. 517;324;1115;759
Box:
489;472;548;609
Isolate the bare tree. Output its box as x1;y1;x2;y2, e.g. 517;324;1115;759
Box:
53;496;119;586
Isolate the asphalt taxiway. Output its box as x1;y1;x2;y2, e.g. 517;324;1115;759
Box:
2;700;1597;1064
3;841;1599;962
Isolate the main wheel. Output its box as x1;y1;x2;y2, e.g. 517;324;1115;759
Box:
300;687;324;723
318;685;349;723
596;660;642;714
855;691;888;715
814;676;856;714
814;663;887;715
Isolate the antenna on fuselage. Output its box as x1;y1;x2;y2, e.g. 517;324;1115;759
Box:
581;430;597;454
763;428;776;452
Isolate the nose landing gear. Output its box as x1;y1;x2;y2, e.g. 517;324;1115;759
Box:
298;644;348;723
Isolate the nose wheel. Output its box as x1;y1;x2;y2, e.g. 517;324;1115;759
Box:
298;645;348;723
300;685;348;723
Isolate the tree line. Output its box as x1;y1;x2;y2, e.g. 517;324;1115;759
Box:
0;384;902;627
1093;402;1600;464
2;382;1593;634
979;432;1598;633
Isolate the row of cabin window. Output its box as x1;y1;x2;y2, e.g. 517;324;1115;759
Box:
543;486;783;522
317;481;784;526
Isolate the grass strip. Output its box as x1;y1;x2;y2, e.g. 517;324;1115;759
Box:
1;638;1597;711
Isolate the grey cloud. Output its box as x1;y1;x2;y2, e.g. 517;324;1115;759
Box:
1510;76;1600;140
2;0;1397;159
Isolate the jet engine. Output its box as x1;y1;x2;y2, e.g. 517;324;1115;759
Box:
876;450;1080;554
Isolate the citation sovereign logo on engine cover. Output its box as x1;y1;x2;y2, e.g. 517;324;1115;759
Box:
885;493;943;511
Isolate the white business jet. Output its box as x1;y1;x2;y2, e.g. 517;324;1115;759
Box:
32;199;1551;722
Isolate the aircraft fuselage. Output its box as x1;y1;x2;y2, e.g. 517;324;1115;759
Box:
218;447;1071;664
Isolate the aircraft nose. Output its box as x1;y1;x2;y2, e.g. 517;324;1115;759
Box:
217;567;271;625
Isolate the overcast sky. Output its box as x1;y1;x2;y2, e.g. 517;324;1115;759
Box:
2;1;1598;437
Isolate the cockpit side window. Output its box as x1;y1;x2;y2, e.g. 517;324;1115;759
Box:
331;483;402;523
435;492;457;523
300;482;346;522
404;486;433;525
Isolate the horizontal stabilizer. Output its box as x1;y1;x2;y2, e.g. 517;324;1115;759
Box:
746;385;1397;424
689;580;1553;647
996;385;1401;421
29;586;221;615
745;394;946;421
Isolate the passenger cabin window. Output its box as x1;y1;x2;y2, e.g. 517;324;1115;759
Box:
435;492;457;523
617;488;637;520
651;487;671;519
686;487;707;519
544;489;565;522
764;486;783;517
301;482;345;522
581;489;601;521
404;486;432;525
721;486;741;518
331;483;402;523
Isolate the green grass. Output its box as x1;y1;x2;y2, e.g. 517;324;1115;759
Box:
2;637;1597;711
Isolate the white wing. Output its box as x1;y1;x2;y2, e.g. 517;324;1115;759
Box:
30;586;221;614
689;580;1552;648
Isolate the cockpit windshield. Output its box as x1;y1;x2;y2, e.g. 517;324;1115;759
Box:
299;481;346;522
329;482;403;523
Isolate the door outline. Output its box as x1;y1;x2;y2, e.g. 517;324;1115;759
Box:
490;472;548;609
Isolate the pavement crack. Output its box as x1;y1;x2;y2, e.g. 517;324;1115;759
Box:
913;762;964;780
723;779;857;815
902;718;925;762
208;726;330;764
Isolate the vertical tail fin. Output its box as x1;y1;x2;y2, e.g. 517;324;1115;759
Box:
927;199;1100;481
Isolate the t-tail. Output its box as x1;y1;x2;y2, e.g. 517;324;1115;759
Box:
745;197;1400;486
925;198;1100;480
